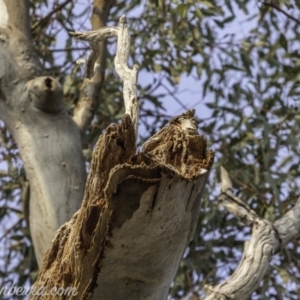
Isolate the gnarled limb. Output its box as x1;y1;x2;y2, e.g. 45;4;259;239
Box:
203;167;300;300
71;15;139;136
71;0;113;132
219;166;258;226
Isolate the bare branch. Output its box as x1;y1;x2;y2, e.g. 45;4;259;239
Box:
262;1;300;25
31;0;73;31
69;0;113;132
70;27;118;78
50;47;89;52
71;15;139;136
203;168;300;300
161;83;189;111
219;166;258;226
114;15;139;134
204;218;279;300
220;165;232;191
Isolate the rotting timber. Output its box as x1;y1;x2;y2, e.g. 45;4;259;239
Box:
31;110;214;300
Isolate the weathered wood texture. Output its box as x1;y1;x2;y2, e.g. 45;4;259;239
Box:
71;14;139;134
203;167;300;300
30;110;214;300
72;0;113;131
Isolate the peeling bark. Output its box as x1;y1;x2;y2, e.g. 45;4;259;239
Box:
30;110;214;300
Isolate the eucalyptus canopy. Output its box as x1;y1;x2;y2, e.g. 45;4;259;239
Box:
1;1;300;299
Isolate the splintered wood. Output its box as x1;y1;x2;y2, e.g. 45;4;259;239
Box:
30;110;214;300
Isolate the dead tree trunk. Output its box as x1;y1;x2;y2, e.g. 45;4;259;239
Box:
28;16;214;300
2;1;300;300
0;2;214;299
30;110;213;299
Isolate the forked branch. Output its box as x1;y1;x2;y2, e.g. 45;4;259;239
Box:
203;167;300;300
219;166;258;226
70;15;139;136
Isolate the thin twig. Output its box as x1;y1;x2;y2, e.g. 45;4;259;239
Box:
1;206;22;214
161;83;189;111
219;166;258;226
50;47;89;52
31;0;73;31
262;1;300;25
0;219;24;243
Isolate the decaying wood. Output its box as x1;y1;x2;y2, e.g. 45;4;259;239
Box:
29;13;215;299
5;1;299;299
203;167;300;300
30;110;214;300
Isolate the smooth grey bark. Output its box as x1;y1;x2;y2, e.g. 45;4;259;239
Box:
0;0;86;265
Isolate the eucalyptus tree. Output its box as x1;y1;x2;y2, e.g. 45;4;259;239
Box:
1;0;300;299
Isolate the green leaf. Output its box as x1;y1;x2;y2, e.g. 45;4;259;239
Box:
240;50;252;75
279;33;288;51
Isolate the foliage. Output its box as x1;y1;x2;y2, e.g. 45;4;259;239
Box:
1;0;300;299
